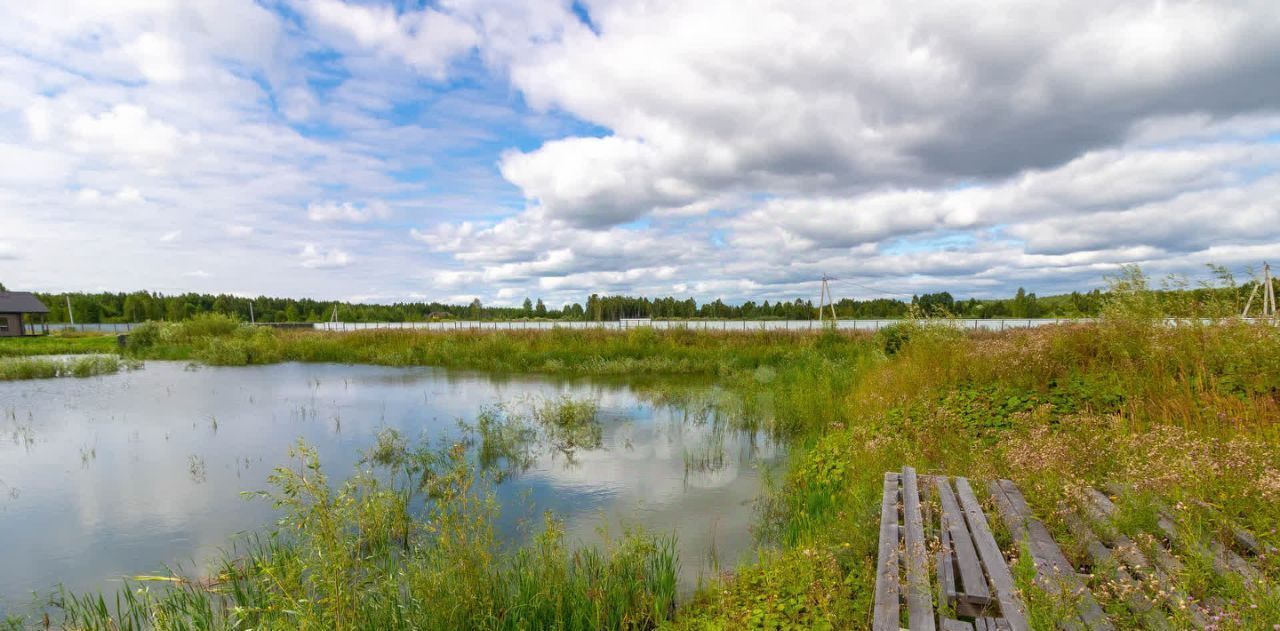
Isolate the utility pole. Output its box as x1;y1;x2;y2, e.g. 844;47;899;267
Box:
1242;262;1277;320
1267;262;1277;321
249;301;255;325
817;275;838;324
66;295;75;326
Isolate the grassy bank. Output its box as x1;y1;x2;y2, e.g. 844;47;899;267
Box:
673;319;1280;629
124;315;846;378
0;333;119;358
16;299;1280;628
0;355;131;380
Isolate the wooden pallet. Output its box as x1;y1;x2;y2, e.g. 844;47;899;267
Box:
874;467;1030;631
876;471;1274;630
1058;485;1273;629
988;480;1113;631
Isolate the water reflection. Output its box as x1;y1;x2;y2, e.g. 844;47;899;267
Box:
0;361;779;612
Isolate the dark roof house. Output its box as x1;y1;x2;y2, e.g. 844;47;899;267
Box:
0;291;50;337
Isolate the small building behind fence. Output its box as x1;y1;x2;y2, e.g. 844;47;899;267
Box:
0;291;50;337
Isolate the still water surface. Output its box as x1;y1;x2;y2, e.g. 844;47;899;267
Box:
0;361;777;612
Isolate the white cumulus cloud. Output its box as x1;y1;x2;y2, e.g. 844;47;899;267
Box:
300;244;353;269
307;200;391;223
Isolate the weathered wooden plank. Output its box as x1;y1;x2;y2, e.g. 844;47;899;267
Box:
1210;540;1263;587
936;477;991;605
1098;487;1265;589
940;619;974;631
954;478;1029;631
1100;491;1270;589
1080;490;1212;627
1113;535;1208;628
1102;484;1258;558
1061;509;1171;630
1230;525;1272;558
938;525;956;609
993;480;1112;631
989;482;1084;631
874;472;902;631
902;467;936;631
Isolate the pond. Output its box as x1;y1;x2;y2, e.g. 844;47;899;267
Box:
0;361;780;614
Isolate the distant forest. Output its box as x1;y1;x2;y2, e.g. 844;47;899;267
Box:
6;286;1110;323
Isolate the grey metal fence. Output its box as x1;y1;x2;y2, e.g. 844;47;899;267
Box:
310;318;1099;332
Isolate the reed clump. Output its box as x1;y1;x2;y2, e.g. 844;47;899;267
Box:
123;314;870;375
0;355;132;380
46;435;677;631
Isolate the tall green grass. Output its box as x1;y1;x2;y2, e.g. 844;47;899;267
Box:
42;435;678;631
675;290;1280;628
123;314;869;378
0;355;131;380
0;333;118;358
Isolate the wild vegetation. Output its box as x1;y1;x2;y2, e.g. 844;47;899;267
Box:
7;267;1279;629
0;355;131;381
672;271;1280;629
0;333;118;358
45;435;678;631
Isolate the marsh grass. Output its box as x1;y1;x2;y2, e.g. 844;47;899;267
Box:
0;355;132;380
124;314;867;378
452;396;605;477
0;333;118;358
43;438;678;631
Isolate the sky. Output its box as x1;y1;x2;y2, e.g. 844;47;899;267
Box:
2;0;1279;307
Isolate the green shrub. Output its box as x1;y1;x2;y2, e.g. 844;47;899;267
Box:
874;322;913;356
0;355;128;380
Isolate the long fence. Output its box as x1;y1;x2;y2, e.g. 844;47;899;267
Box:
311;318;1099;332
30;322;138;334
38;318;1273;336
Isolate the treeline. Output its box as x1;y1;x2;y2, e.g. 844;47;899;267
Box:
15;287;1105;324
12;277;1269;324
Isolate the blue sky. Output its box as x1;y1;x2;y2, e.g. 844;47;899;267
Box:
2;0;1279;307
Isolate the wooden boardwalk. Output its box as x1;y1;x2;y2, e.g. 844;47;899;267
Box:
875;468;1271;630
875;468;1030;631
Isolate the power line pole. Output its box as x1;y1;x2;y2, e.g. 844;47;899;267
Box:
818;275;838;324
248;301;255;325
66;295;75;326
1267;262;1277;320
1243;262;1277;320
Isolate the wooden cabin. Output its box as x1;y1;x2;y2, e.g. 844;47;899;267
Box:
0;291;50;336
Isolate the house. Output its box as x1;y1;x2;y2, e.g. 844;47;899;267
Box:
0;291;50;337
